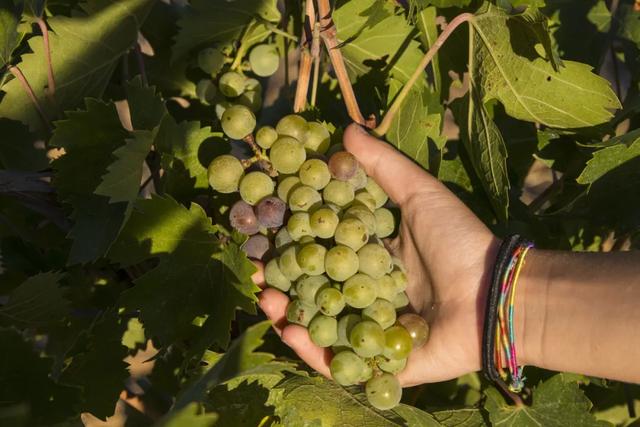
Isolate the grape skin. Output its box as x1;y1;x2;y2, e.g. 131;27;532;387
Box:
304;122;331;154
241;234;272;260
375;355;407;375
276;114;309;142
274;227;293;252
221;104;257;140
309;207;339;239
328;151;359;181
316;287;345;316
270;136;307;174
334;217;369;251
393;291;409;309
308;314;338;347
196;79;217;104
365;177;389;208
288;185;322;212
323;180;355;207
208;155;244;193
256;196;286;228
347;167;368;190
286;299;318;327
239;171;274;205
287;212;313;241
362;298;396;329
256;126;279;149
277;175;301;201
344;205;376;235
299;159;331;190
229;200;259;235
279;245;303;281
330;350;367;386
397;313;429;349
297;243;327;276
264;258;291;292
349;320;385;358
296;275;330;306
218;71;246;97
353;190;377;211
342;273;377;309
365;374;402;410
336;313;361;347
197;48;224;75
357;244;393;279
249;44;280;77
324;245;359;281
390;269;408;292
375;275;397;302
383;325;413;360
374;208;395;238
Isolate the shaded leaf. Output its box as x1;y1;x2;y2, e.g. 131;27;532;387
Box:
0;118;49;171
207;381;273;427
577;129;640;184
158;403;218;427
432;408;487;426
126;77;167;131
0;0;23;66
416;6;441;96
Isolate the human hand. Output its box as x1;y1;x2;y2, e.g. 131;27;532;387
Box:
254;123;499;387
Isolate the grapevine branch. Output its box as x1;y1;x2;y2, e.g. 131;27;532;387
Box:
8;65;51;130
374;13;474;136
310;22;321;107
293;0;316;112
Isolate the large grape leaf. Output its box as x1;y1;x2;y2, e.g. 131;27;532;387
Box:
172;0;280;61
577;129;640;184
0;118;49;171
469;6;621;128
416;6;442;96
0;0;154;133
207;381;273;427
484;375;608;426
0;0;24;67
108;195;259;350
158;403;218;427
432;408;487;426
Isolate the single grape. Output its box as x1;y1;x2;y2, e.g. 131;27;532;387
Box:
366;177;389;208
390;269;408;292
393;291;409;309
383;325;413;360
309;207;340;239
299;159;331;190
347;167;368;190
308;315;338;347
244;78;261;91
297;243;327;276
237;89;262;112
304;122;331;154
214;100;232;120
375;355;407;375
362;298;396;329
328;151;358;181
342;273;377;308
241;234;272;260
334;217;369;251
270;136;307;174
295;275;330;306
324;245;359;281
397;313;429;349
256;126;278;149
256;196;286;228
344;205;376;235
330;350;367;386
275;227;293;252
286;299;318;327
221;104;256;140
197;48;225;75
218;71;246;97
353;190;377;211
375;275;397;302
279;245;303;281
288;185;322;212
264;258;291;292
323;180;355;207
336;313;361;347
358;361;374;383
365;374;402;410
286;212;313;241
207;155;244;193
315;287;345;316
299;235;315;245
276;114;309;141
249;44;280;77
228;200;259;235
358;243;393;279
374;208;395;238
196;79;217;104
349;320;385;358
276;175;301;202
239;171;274;205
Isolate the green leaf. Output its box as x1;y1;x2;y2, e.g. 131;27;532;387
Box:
0;0;155;133
0;271;69;328
432;408;487;426
577;129;640;184
587;1;612;33
0;118;49;171
0;0;23;67
108;195;259;349
172;0;280;61
618;4;640;48
158;403;218;427
470;6;621;128
126;77;167;131
416;6;441;96
206;381;273;427
392;405;442;426
484;375;608;426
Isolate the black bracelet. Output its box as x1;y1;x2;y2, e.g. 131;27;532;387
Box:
481;234;526;386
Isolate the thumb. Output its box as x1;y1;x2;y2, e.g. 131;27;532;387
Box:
342;123;439;205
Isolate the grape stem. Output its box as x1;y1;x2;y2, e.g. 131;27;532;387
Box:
316;0;366;125
373;13;474;137
134;42;148;87
293;0;316;112
8;65;52;131
310;22;321;107
242;135;278;176
36;17;56;107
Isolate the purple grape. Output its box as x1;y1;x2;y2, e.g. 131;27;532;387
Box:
241;234;273;260
229;200;260;235
328;151;359;181
256;196;287;228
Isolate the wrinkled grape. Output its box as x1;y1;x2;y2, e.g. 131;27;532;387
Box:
239;171;274;205
275;227;293;252
256;196;286;228
347;167;367;190
221;104;256;139
353;190;377;211
325;245;359;281
237;89;262;112
229;200;259;235
249;44;280;77
208;155;244;193
390;269;408;292
270;136;307;174
309;314;338;347
393;291;409;309
365;374;402;410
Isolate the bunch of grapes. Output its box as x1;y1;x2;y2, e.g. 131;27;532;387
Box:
208;112;430;411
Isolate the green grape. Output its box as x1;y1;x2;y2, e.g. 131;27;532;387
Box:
336;313;361;347
383;325;413;360
315;287;345;316
264;258;291;292
221;104;256;139
376;275;397;302
304;122;331;153
393;291;409;309
366;177;389;208
358;360;374;383
256;126;279;149
239;171;274;205
218;71;246;97
365;374;402;410
275;227;293;252
308;314;338;347
279;245;303;281
287;212;313;241
390;269;408;292
349;320;385;358
299;159;331;190
324;245;359;281
237;89;262;112
375;355;407;375
288;185;322;212
397;313;429;349
297;243;327;276
348;167;368;190
331;345;350;354
299;235;315;245
309;207;339;239
196;79;217;104
244;78;261;91
334;217;369;251
362;298;396;329
276;114;309;141
197;48;225;75
358;243;393;279
374;208;395;238
215;100;232;120
323;180;355;207
330;350;367;386
353;190;377;211
270;136;307;173
286;299;318;327
295;275;330;306
249;44;280;77
344;205;376;235
207;155;244;193
342;273;377;308
276;175;301;201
